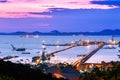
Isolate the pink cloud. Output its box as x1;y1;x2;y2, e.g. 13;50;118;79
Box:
38;23;50;27
0;0;119;18
0;3;49;12
0;12;52;18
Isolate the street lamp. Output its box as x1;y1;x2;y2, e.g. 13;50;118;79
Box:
56;40;60;48
41;41;47;64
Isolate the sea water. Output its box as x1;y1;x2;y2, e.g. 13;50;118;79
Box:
0;35;119;64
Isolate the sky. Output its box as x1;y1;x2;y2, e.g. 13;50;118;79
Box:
0;0;120;32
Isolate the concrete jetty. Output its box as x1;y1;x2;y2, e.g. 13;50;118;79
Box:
44;43;72;46
72;42;105;69
44;39;118;70
49;44;76;56
44;43;88;46
81;42;105;63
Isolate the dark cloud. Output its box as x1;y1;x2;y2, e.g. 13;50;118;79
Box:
49;8;69;12
29;8;69;15
91;0;120;7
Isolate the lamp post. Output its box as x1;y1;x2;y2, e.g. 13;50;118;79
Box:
56;40;60;48
41;41;46;64
41;41;51;64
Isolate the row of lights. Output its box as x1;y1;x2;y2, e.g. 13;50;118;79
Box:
41;40;91;50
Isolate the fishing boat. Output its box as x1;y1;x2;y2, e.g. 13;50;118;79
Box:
22;52;30;54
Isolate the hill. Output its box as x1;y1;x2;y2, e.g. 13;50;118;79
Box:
0;60;66;80
0;29;120;35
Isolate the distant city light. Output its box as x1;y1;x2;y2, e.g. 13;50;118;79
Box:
42;44;46;49
109;40;116;45
85;40;90;44
56;45;60;48
71;41;74;43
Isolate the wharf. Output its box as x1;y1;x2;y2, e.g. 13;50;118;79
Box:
49;44;76;56
43;39;119;70
81;42;105;63
72;42;105;69
44;43;88;46
44;41;111;47
44;43;71;46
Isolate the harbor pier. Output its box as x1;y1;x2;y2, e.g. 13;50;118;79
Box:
72;42;105;70
41;39;118;70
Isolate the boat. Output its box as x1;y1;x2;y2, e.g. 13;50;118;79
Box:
32;56;40;62
3;55;19;60
33;35;39;38
11;44;26;51
118;50;120;52
102;46;116;49
118;55;120;58
102;44;116;49
77;54;86;57
22;52;30;54
21;34;31;38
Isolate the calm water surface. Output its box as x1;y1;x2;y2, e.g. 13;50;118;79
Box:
0;35;120;64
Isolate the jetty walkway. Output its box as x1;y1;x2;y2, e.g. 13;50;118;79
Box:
49;44;76;56
72;42;105;69
44;40;118;70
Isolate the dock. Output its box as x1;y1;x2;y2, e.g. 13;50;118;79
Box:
81;42;105;63
44;43;88;46
44;43;72;46
43;39;118;70
72;42;105;69
49;44;76;56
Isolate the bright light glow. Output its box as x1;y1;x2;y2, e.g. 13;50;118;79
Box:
53;73;64;79
42;40;45;43
42;44;46;49
85;40;90;44
71;41;74;43
109;40;116;45
56;45;60;48
108;45;112;47
86;45;90;49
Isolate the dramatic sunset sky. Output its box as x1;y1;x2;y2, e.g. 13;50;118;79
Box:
0;0;120;32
